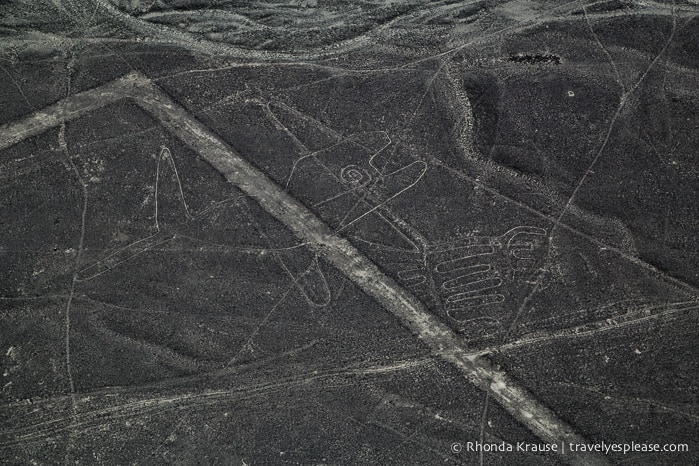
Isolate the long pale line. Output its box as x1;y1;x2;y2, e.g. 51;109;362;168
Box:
470;302;699;358
132;74;608;465
0;72;606;465
0;357;434;448
0;77;135;150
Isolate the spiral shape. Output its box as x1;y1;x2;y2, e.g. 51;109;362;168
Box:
340;164;372;188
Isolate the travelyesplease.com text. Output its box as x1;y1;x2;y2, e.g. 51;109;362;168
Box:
450;441;689;455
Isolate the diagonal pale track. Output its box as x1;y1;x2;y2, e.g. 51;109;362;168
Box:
0;72;607;465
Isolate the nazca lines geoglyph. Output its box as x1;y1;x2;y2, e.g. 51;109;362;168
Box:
400;226;548;330
0;72;607;465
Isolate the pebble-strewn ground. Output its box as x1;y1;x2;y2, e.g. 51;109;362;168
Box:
1;1;698;464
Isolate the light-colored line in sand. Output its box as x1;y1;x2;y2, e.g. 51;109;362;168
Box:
0;72;607;465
